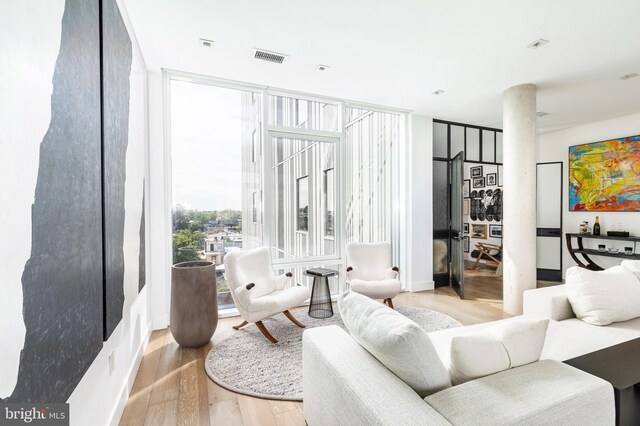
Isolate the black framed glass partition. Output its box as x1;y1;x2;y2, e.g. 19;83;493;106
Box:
432;119;503;287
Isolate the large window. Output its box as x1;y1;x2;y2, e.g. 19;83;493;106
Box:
170;81;263;310
168;73;405;303
344;107;399;245
271;135;337;260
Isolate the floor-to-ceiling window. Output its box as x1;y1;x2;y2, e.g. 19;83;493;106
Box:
170;81;262;310
168;72;406;309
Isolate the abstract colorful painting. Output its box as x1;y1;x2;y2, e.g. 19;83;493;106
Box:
569;135;640;211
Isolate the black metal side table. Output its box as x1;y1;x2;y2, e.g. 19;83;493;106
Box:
304;268;338;319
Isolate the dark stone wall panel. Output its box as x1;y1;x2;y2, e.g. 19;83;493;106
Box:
102;0;133;339
2;0;103;403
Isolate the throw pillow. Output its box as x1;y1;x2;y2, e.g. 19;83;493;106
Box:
338;291;452;397
566;265;640;326
621;260;640;281
449;318;549;385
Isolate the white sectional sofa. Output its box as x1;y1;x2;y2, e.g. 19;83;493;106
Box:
302;284;637;426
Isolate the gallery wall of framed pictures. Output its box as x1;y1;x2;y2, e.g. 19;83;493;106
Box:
463;162;503;261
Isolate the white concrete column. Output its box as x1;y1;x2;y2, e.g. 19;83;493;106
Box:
503;84;537;315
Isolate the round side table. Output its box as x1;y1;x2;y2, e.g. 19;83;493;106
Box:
304;269;338;318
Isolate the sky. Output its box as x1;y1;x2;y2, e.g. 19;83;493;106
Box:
170;80;249;211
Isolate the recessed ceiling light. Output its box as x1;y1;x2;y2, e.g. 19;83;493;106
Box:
199;38;214;48
528;39;549;49
432;90;445;95
536;111;549;117
316;64;330;72
619;73;639;80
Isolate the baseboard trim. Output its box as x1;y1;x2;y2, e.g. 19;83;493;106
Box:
409;280;435;292
109;324;152;426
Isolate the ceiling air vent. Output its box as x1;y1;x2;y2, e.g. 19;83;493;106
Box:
253;48;287;64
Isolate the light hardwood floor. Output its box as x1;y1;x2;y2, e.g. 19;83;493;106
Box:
120;269;556;426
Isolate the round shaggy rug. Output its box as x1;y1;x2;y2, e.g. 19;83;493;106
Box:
204;304;461;401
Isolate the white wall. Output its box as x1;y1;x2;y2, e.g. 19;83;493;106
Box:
409;114;435;291
537;111;640;275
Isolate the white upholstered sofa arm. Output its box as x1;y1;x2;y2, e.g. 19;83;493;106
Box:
303;326;450;426
523;285;576;321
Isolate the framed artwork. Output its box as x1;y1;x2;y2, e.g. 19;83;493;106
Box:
463;236;470;253
463;223;469;234
569;135;640;211
471;224;487;239
489;224;502;238
486;173;497;186
472;177;485;188
463;179;470;198
470;166;483;178
497;164;503;187
463;199;470;216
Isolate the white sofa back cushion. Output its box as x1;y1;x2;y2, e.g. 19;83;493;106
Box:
338;291;452;397
449;318;549;384
621;259;640;280
566;265;640;326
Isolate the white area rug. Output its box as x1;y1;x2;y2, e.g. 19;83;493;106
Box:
204;304;461;400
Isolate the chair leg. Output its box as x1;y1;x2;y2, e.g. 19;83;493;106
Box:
283;310;305;328
255;321;278;344
232;320;248;330
386;298;394;309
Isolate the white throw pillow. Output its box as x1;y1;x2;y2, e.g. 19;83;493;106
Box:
621;260;640;281
449;318;549;385
338;291;452;397
566;265;640;326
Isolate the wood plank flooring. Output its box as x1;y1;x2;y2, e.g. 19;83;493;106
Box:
120;269;557;426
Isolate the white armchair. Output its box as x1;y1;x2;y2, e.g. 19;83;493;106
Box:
223;247;310;343
345;242;401;308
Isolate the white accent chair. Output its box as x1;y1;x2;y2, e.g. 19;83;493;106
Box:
345;242;401;308
224;247;310;343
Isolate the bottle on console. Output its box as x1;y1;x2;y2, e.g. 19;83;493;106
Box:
593;216;601;236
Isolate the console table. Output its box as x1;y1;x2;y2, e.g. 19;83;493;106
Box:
566;233;640;271
564;338;640;425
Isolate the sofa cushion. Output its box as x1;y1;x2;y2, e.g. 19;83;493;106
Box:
425;360;615;426
338;291;452;397
449;318;549;384
566;265;640;326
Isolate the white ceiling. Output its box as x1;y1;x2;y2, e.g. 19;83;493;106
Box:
123;0;640;132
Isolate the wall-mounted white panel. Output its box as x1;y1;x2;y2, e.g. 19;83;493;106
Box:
0;0;65;398
536;163;562;228
536;237;561;269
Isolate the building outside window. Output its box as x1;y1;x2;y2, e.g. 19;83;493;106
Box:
324;168;334;237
